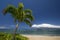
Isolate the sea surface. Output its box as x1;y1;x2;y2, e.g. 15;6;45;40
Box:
0;27;60;36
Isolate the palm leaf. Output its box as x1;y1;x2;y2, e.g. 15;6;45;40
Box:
18;3;24;13
24;9;32;15
24;19;32;27
25;15;34;21
18;3;24;9
2;3;34;27
3;5;17;15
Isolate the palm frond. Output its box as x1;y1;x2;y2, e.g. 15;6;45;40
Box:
3;5;17;15
25;15;34;21
18;3;24;13
24;9;32;15
24;19;32;27
18;3;24;9
2;3;34;27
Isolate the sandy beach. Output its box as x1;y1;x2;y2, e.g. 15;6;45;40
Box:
22;35;60;40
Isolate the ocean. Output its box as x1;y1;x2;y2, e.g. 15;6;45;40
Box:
0;27;60;36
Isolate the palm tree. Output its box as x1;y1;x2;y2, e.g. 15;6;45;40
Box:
3;3;34;40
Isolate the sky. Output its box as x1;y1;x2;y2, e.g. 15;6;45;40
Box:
0;0;60;29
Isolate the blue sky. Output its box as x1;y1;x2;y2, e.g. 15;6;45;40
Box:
0;0;60;29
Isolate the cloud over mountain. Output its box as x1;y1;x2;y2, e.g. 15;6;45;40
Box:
32;23;60;28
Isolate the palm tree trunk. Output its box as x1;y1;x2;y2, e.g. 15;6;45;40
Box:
13;23;19;40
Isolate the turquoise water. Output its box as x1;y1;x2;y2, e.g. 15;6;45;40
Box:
0;28;60;36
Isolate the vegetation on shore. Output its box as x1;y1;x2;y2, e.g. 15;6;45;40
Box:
0;32;28;40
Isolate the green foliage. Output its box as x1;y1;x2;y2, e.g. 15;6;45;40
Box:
2;2;34;40
0;33;28;40
3;3;34;26
16;34;28;40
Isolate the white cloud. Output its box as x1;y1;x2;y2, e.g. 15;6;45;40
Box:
32;23;60;28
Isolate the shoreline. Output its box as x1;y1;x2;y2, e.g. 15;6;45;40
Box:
22;34;60;40
21;34;60;36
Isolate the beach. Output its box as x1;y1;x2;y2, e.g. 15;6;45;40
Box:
22;35;60;40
